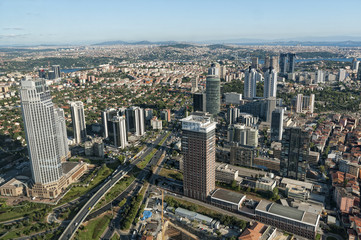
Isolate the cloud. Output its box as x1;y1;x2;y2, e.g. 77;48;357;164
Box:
3;27;24;31
0;33;29;39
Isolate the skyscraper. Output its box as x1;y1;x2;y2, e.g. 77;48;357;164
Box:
101;108;119;139
270;56;279;72
193;92;206;112
244;67;257;99
181;113;216;201
338;69;347;82
52;65;61;79
111;116;128;149
295;94;315;114
316;70;325;83
287;53;296;73
264;56;271;71
251;57;259;69
227;106;240;125
279;53;288;75
281;127;309;181
263;68;277;98
206;64;221;116
54;108;70;161
191;76;199;92
70;101;87;144
228;124;258;147
271;108;284;142
352;58;360;72
126;106;145;136
20;78;63;197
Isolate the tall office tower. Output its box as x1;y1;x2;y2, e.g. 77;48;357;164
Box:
263;68;277;98
52;65;61;79
48;71;56;80
38;69;47;78
206;64;221;116
144;108;153;124
161;109;171;122
244;67;257;99
70;101;87;144
270;56;279;72
191;76;199;92
316;70;325;83
287;53;296;73
281;127;309;181
54;108;70;161
227;106;240;125
265;97;277;123
219;65;227;79
181;114;216;201
126;106;145;136
302;94;315;114
193;92;206;112
352;58;360;72
228;124;258;147
111;116;128;149
264;56;271;71
20;78;63;198
295;94;303;113
101;108;118;138
279;53;288;74
338;69;346;82
271;108;284;142
251;57;259;69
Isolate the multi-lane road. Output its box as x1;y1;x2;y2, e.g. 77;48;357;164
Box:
59;132;169;240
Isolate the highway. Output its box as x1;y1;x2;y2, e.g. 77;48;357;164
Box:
59;132;168;240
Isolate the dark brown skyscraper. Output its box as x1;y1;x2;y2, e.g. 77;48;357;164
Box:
181;113;217;201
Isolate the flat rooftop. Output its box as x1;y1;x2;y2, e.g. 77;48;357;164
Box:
62;162;79;175
256;200;319;226
211;188;245;205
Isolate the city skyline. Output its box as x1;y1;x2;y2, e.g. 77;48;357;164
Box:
1;0;361;45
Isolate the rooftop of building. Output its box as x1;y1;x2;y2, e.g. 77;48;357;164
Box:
256;200;319;226
62;162;81;175
216;164;238;174
238;222;265;240
280;177;313;191
211;188;246;205
0;177;29;188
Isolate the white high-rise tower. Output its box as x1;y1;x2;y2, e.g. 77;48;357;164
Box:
70;101;86;144
20;78;63;188
264;68;277;98
244;68;257;99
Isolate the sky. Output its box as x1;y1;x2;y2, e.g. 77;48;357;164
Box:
1;0;361;45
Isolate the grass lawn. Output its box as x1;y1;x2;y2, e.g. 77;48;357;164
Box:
76;213;112;240
159;168;183;181
110;232;119;240
137;148;157;169
136;132;170;170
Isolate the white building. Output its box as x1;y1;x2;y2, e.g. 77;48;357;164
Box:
20;78;63;185
70;101;87;144
126;106;145;136
264;69;277;98
224;92;242;105
112;116;128;149
151;117;162;130
244;68;257;99
54;108;70;161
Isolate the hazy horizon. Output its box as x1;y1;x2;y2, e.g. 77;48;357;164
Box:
1;0;361;45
